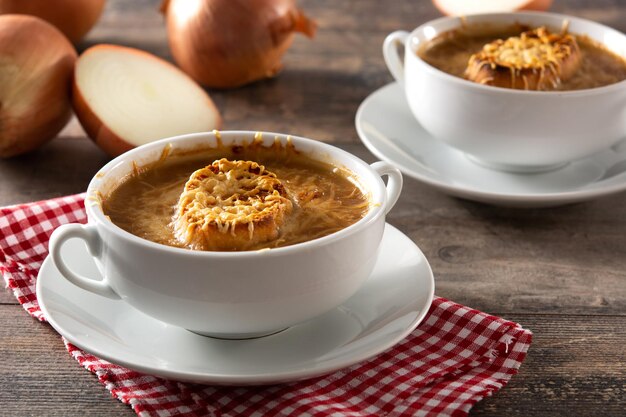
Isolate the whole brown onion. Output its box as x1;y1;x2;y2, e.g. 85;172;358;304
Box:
161;0;316;89
0;0;106;43
0;15;77;158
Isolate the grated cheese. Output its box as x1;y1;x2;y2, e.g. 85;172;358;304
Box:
465;26;581;90
173;159;293;250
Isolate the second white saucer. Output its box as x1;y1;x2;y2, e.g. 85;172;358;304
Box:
356;83;626;207
37;224;434;385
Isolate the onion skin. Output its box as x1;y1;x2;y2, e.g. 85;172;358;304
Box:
0;15;76;158
0;0;106;43
528;0;554;12
161;0;316;89
432;0;553;16
72;45;223;158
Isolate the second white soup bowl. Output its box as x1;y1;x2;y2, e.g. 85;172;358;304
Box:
383;12;626;172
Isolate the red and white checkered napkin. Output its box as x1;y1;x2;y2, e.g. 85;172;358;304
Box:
1;194;532;417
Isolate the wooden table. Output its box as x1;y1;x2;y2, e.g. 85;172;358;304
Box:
1;0;625;415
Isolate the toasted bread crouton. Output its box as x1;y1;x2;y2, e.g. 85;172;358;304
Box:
465;26;581;90
173;159;293;251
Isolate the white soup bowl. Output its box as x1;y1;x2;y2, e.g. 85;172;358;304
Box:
383;12;626;172
49;131;403;338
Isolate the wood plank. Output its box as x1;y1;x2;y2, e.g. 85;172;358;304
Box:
0;134;108;206
1;0;626;415
348;148;626;316
390;181;626;315
471;312;626;416
1;304;623;416
2;143;626;316
76;0;626;147
0;305;132;416
0;287;17;305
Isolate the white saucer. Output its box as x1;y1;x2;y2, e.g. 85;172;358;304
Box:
356;83;626;207
36;224;434;385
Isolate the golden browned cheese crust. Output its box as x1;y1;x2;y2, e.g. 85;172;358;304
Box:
172;159;293;251
465;27;581;90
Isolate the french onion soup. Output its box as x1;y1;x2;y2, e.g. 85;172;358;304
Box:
418;23;626;91
102;136;370;251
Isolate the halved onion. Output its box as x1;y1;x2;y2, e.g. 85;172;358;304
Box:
432;0;552;16
0;0;106;43
0;15;76;158
72;45;222;157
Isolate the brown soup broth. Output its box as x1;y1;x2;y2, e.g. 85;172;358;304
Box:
102;147;369;251
418;24;626;90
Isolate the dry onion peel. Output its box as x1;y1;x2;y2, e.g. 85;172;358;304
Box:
0;15;76;158
161;0;316;89
432;0;552;16
72;44;222;158
0;0;106;44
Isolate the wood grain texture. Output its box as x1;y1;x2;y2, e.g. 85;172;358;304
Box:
0;306;132;416
1;305;624;417
1;0;626;416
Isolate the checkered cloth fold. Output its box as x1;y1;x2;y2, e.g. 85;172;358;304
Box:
0;194;532;417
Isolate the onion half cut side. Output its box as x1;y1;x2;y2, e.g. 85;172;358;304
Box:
73;45;222;157
432;0;552;16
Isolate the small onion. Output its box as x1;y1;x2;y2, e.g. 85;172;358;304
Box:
161;0;317;89
0;15;77;158
0;0;106;43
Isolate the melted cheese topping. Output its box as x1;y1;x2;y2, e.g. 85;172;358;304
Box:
473;27;575;70
173;159;293;249
464;26;581;90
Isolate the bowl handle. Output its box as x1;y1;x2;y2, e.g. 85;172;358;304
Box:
49;224;120;300
383;30;409;84
371;161;403;214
